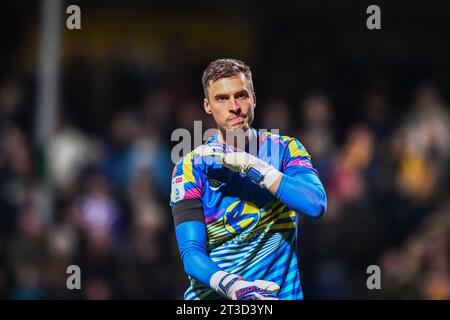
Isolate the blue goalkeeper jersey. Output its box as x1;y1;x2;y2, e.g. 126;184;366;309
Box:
170;128;317;300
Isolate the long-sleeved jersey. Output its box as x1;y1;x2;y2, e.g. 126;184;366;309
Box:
170;128;325;300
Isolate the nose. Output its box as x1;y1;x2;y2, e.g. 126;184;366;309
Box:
229;97;241;113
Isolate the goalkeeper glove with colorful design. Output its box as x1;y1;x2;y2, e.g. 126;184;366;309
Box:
210;270;280;300
199;143;281;189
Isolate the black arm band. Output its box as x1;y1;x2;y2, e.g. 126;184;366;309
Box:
172;199;204;227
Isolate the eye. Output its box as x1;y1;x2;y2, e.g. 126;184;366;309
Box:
236;93;249;99
216;96;228;102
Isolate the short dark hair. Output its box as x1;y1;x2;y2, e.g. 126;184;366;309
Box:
202;58;254;99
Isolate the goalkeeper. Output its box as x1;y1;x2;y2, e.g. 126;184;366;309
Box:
170;59;327;300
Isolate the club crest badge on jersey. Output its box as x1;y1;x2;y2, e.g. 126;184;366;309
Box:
224;200;261;234
171;176;185;202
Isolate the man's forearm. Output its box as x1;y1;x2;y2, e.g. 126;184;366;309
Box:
176;221;221;286
267;173;282;194
198;143;327;217
176;221;280;300
269;171;327;218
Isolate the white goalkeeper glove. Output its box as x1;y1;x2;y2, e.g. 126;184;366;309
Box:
210;270;280;300
199;143;281;189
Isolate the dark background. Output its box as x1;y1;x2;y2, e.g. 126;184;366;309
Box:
0;0;449;299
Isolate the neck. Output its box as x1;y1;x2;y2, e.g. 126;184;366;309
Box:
218;128;253;149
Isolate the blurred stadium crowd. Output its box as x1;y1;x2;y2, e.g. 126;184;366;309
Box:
1;1;449;300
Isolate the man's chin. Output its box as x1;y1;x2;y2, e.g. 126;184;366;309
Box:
227;123;250;132
219;124;251;145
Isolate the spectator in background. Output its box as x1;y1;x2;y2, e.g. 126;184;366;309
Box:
46;115;98;196
0;126;37;233
141;90;175;138
0;79;26;132
127;169;166;264
361;89;393;143
328;125;375;215
296;94;336;184
43;212;80;299
7;187;49;300
260;99;292;134
395;84;450;203
100;113;139;193
129;123;172;198
73;169;121;237
380;202;450;299
72;169;120;299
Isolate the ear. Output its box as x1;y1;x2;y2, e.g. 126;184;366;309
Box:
252;92;257;108
204;98;212;114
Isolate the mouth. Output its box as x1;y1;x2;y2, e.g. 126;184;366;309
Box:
228;115;246;126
